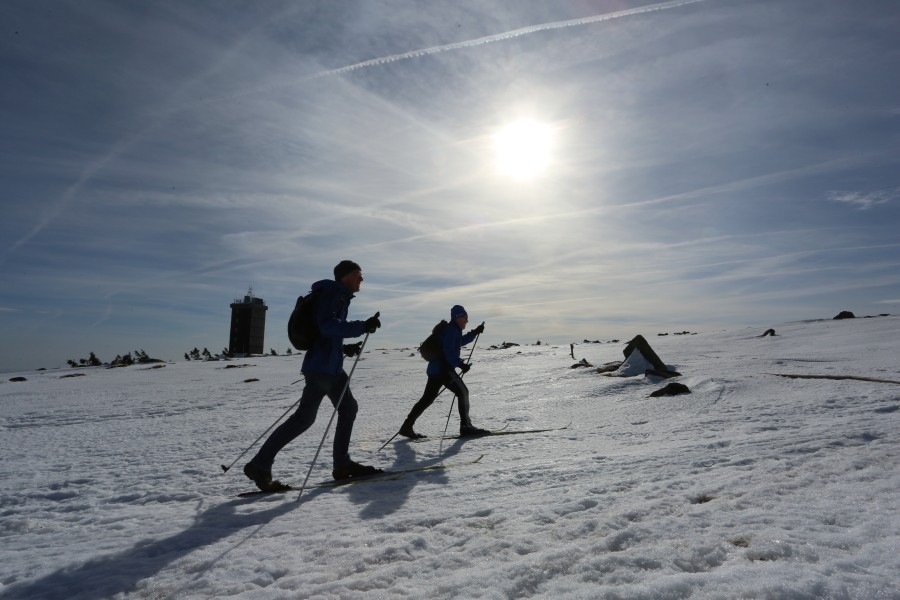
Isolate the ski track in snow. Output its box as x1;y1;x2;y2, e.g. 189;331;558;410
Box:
1;318;899;599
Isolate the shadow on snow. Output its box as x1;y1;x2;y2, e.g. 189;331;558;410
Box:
3;441;469;599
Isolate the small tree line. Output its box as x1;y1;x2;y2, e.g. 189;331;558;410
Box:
184;347;294;360
184;347;225;361
66;350;160;368
66;346;298;367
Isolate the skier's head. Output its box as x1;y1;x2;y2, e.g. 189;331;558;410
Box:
334;260;363;292
451;304;468;327
334;260;361;280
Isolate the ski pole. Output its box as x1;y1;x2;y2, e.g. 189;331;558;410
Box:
377;430;402;452
296;319;376;501
378;323;483;452
221;366;309;472
437;328;481;459
221;396;303;473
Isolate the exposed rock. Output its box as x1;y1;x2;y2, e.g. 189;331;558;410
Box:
650;382;691;397
623;335;681;377
833;311;855;320
490;342;520;350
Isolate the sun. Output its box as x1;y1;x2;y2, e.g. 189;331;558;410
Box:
492;119;554;180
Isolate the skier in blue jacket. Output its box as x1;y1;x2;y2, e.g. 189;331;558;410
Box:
243;260;383;491
399;305;488;439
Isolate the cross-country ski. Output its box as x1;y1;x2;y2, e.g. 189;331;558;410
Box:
236;454;485;498
236;471;404;497
439;422;572;440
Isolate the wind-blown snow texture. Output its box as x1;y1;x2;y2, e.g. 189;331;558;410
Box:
1;317;898;599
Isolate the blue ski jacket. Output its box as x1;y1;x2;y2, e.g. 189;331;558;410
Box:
426;320;478;376
302;279;368;375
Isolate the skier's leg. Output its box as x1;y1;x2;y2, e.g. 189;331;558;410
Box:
402;376;443;431
328;371;358;468
444;370;471;428
250;374;330;470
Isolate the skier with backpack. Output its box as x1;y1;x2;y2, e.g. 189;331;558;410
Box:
398;305;488;439
243;260;383;491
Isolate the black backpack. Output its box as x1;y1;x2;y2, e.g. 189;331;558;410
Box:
287;289;323;351
418;320;449;361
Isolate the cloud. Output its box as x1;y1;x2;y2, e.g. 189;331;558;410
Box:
319;0;713;79
827;187;899;210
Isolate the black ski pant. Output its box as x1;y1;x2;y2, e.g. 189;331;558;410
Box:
403;369;472;430
250;371;357;472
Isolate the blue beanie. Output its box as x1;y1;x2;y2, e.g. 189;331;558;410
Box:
451;305;467;319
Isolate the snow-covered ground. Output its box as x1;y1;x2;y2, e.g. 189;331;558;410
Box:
1;317;899;599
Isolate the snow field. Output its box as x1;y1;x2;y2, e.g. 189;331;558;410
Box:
1;317;899;599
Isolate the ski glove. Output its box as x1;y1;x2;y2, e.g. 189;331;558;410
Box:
460;363;471;374
365;314;381;334
343;342;363;357
472;322;485;335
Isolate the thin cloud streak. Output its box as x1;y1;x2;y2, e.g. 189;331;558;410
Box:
154;0;715;114
349;155;872;254
827;187;899;210
320;0;714;79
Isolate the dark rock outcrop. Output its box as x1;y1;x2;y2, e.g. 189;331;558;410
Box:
650;382;691;397
623;335;681;378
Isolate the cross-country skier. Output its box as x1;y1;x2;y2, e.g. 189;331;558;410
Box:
243;260;383;491
399;305;489;439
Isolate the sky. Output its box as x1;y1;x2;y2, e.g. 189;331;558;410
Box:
2;0;900;373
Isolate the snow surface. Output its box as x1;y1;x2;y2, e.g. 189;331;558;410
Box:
1;317;899;599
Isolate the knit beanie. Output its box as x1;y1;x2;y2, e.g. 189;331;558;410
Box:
450;305;467;319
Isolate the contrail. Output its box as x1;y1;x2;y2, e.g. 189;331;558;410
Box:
2;0;712;263
161;0;713;109
320;0;712;78
163;0;715;111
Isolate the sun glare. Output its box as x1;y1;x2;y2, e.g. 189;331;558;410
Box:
492;119;553;180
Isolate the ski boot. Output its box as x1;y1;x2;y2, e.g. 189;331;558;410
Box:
399;424;427;440
244;462;291;492
459;424;491;437
332;460;385;481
